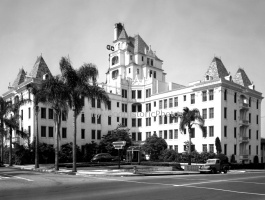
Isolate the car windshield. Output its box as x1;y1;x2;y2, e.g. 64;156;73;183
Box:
206;160;216;164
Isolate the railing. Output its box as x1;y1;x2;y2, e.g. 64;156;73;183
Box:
239;150;249;160
239;102;249;110
239;119;249;126
239;136;249;143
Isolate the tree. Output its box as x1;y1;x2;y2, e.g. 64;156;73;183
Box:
142;134;167;161
215;137;222;154
59;57;109;172
37;75;70;170
99;124;132;156
177;107;205;165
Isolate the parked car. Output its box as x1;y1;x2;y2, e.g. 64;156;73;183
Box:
91;153;118;162
199;158;229;174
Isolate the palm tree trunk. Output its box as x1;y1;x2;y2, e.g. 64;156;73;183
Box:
35;108;39;168
54;115;59;171
188;128;191;165
1;118;4;165
9;127;12;166
72;110;77;172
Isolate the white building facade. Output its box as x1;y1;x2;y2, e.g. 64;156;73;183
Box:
2;23;263;163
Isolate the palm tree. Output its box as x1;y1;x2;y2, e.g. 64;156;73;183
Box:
27;83;46;169
37;75;70;170
59;57;109;172
177;107;205;165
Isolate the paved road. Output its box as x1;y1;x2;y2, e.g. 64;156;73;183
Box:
1;167;265;200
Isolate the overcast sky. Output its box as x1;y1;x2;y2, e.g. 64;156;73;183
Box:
0;0;264;136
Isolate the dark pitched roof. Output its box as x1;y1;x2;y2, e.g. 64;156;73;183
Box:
117;27;128;40
204;57;229;80
233;68;252;87
29;56;52;79
133;35;149;54
12;68;26;87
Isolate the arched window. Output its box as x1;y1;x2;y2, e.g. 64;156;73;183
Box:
112;56;119;66
14;96;19;104
206;75;209;80
112;70;119;79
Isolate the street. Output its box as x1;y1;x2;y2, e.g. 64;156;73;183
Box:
1;167;265;200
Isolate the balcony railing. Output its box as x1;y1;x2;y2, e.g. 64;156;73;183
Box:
239;102;249;110
239;150;249;160
239;119;249;126
239;136;249;143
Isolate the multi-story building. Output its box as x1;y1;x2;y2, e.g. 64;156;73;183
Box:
2;23;263;163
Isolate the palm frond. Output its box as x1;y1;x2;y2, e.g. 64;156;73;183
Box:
78;63;98;84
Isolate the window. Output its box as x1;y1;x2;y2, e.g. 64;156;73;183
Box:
137;90;142;99
91;130;96;140
48;109;53;119
174;129;178;139
122;89;127;98
132;105;136;112
117;102;120;107
122;118;127;126
209;126;214;137
146;103;151;112
224;126;227;137
108;116;111;125
146;132;151;139
97;99;101;108
142;56;144;61
21;110;23;120
169;115;174;124
234;144;237;155
132;118;136;127
28;107;31;119
169;98;173;108
224;144;227;155
203;144;207;152
209;108;214;119
256;145;259;155
209;144;214;153
122;104;127;112
159;100;162;109
137;118;142;127
224;89;227;100
249;113;251;123
132;90;136;99
209;90;214;100
224;107;227;119
107;101;111;110
183;95;186;101
97;115;101;124
132;132;136;141
191;94;195;104
164;130;167;139
249;97;251;107
112;56;119;65
147;58;150;65
202;109;207;119
137;69;139;75
257;99;259;109
97;130;101;140
202;91;207;102
174;97;178;107
234;127;237;138
28;90;31;100
256;130;259;140
81;113;85;123
91;114;96;124
174;145;178;152
249;145;251;155
81;129;85;139
138;132;142;141
190;128;195;138
138;104;142;112
62;128;67;138
130;55;132;61
62;111;66;121
92;98;95;108
41;126;46;137
203;127;207;137
159;116;162;124
154;71;156;79
151;59;153;66
28;126;31;137
256;115;259;124
117;117;119;122
234;92;237;103
146;118;151;126
249;129;251;139
169;130;173;139
164;99;167;109
234;110;237;120
41;108;46;119
146;89;151;98
164;115;167;124
48;127;53;138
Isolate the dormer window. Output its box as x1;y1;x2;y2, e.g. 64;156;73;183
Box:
112;56;119;65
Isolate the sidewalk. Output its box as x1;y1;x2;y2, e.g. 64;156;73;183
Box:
4;164;200;177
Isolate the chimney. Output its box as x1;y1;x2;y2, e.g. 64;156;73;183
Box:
114;23;123;41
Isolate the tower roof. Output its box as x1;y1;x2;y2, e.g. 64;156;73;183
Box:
204;57;229;80
117;27;128;40
29;56;52;79
12;68;26;87
233;68;252;87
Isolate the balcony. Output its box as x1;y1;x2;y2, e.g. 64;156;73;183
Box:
239;136;249;143
239;151;249;160
239;119;249;126
239;102;249;110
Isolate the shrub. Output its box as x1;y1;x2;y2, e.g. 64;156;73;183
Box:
159;149;178;162
82;142;99;162
59;143;82;163
253;155;259;164
230;154;236;163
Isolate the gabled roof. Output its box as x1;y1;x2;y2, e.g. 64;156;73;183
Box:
233;68;252;87
12;68;26;87
204;57;229;80
29;56;52;79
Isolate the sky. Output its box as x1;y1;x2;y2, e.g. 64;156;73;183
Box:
0;0;264;136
